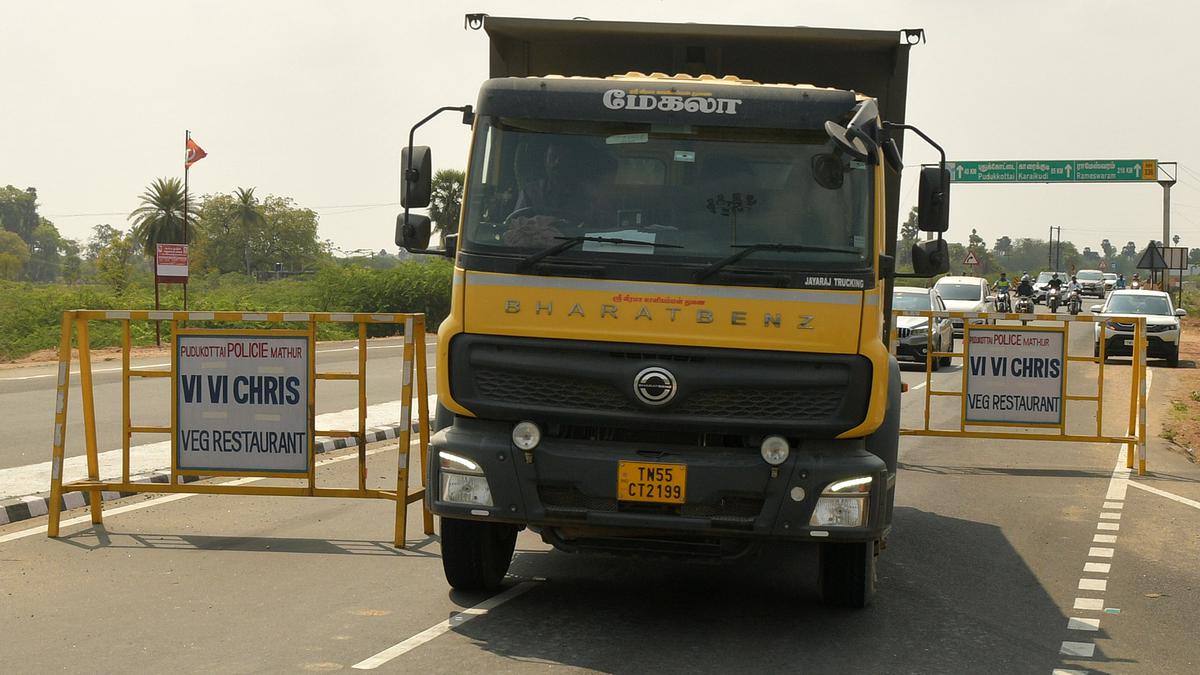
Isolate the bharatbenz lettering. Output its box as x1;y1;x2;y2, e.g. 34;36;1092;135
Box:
397;16;950;608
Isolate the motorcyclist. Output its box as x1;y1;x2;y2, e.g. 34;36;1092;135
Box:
1047;272;1064;292
992;272;1011;310
1065;275;1082;294
1115;273;1127;290
1016;273;1034;298
1131;272;1141;289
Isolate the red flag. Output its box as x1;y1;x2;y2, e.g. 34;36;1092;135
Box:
185;137;207;168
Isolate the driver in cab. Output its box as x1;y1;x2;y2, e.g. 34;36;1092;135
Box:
503;140;612;247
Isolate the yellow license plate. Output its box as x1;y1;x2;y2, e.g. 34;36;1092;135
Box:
617;460;686;504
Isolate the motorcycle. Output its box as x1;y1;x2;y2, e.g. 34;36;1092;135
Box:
1015;293;1034;314
1131;280;1142;290
994;291;1012;313
1047;287;1061;312
1067;288;1082;315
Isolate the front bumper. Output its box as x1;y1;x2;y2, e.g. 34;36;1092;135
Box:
1080;283;1105;297
896;336;932;362
428;417;890;547
1100;332;1179;358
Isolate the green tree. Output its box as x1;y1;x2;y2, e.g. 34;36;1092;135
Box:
1100;238;1115;260
0;230;30;280
1189;248;1200;266
994;236;1012;257
60;239;82;283
899;206;919;242
0;186;40;244
128;177;196;269
195;191;328;275
231;187;266;275
1173;234;1181;246
27;219;63;282
96;232;135;292
429;169;465;236
968;228;985;250
86;224;123;260
1121;241;1138;258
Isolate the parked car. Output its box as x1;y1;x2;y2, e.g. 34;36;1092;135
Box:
1092;290;1186;367
1033;271;1067;304
933;275;994;337
1103;272;1117;291
1076;269;1106;298
892;286;955;370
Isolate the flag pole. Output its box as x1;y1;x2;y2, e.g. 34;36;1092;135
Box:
183;129;190;311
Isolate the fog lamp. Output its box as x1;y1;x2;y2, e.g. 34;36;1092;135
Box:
760;435;790;466
441;472;493;506
512;421;541;451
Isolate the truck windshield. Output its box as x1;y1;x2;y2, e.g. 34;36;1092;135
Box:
459;116;872;273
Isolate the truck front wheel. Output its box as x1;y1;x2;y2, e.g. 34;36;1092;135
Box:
440;517;519;591
819;541;877;608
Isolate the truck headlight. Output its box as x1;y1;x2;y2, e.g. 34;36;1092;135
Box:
440;472;493;506
909;325;928;336
512;421;541;451
760;435;790;465
809;476;872;528
438;450;493;506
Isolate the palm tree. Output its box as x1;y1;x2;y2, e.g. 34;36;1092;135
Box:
127;177;196;266
231;187;266;276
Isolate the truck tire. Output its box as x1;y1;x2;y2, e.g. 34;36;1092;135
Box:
820;541;877;608
440;517;519;591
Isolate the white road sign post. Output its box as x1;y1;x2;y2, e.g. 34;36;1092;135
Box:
964;326;1066;426
176;331;312;475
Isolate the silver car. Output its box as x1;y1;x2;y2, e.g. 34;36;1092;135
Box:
892;286;956;370
1092;290;1186;367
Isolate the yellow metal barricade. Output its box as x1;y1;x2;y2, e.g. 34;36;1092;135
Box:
47;310;432;546
892;309;1149;475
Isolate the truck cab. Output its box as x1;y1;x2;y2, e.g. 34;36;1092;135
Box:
398;16;949;608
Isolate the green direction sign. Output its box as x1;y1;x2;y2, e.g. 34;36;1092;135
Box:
949;160;1157;183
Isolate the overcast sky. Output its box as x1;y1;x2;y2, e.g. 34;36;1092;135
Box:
4;0;1199;257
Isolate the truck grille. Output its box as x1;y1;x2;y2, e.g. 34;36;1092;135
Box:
896;327;911;338
450;335;872;435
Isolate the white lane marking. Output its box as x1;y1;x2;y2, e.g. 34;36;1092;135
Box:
1099;512;1121;520
1068;617;1101;632
1052;670;1088;675
1127;481;1200;511
1096;522;1120;531
0;440;411;545
1078;578;1107;592
1073;598;1104;610
1084;562;1111;574
1088;547;1114;558
1093;534;1117;544
909;381;927;391
351;582;539;670
1103;501;1123;510
0;340;433;381
1059;641;1096;657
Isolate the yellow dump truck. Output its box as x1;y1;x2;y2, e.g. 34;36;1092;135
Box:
398;15;950;607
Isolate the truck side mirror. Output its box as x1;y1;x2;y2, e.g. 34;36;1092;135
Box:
401;146;432;208
396;213;432;251
911;238;949;277
918;166;950;232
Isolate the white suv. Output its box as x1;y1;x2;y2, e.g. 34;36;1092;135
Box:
1092;290;1186;367
933;275;993;337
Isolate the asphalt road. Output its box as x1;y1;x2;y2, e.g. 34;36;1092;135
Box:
0;335;437;471
1;315;1197;673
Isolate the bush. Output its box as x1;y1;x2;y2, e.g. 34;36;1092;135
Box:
0;260;453;360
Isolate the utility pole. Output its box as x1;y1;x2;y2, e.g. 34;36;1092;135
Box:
1048;226;1061;270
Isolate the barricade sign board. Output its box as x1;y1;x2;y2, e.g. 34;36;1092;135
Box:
175;330;311;475
965;326;1066;426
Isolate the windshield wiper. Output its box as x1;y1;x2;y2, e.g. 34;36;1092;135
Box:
694;242;862;283
516;236;682;272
